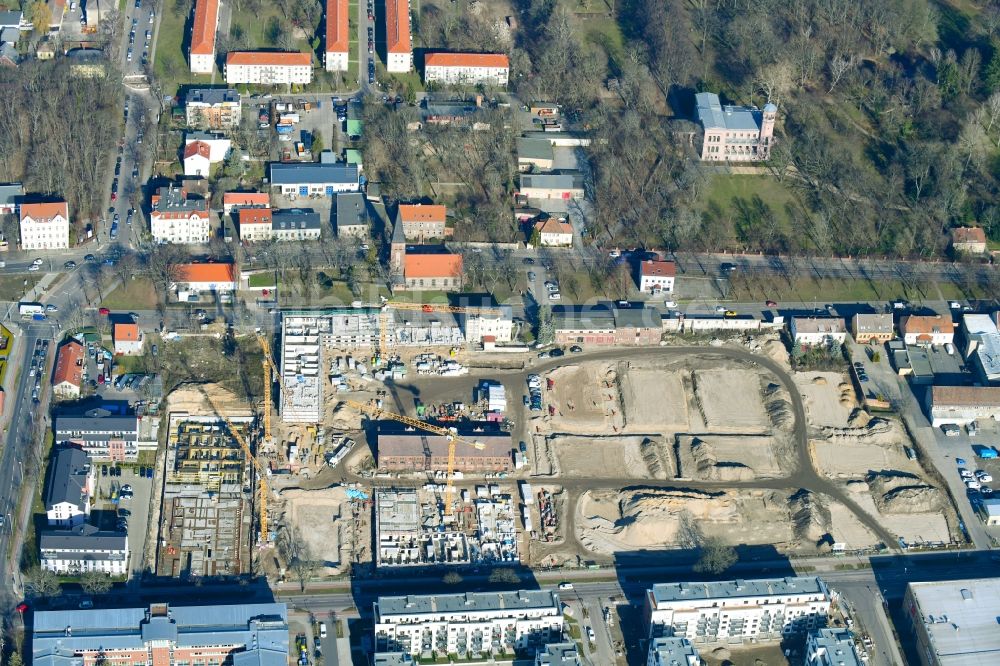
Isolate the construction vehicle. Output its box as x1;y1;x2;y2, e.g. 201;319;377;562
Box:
341;398;484;517
377;302;504;361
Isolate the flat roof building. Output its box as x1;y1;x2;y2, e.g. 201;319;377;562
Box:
536;642;582;665
791;317;847;346
904;578;1000;665
647;636;701;666
806;628;864;666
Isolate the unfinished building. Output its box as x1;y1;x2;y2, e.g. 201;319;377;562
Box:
375;421;513;473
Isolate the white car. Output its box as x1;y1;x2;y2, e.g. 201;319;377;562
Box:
32;258;43;266
548;291;561;300
586;626;596;643
977;472;993;483
715;305;726;313
558;582;574;590
941;424;961;437
960;469;973;479
950;301;962;309
663;300;677;308
28;265;40;272
966;479;982;490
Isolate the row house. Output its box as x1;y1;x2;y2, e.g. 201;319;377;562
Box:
150;186;211;244
225;51;313;85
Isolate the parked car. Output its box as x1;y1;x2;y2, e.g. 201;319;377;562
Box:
942;424;961;436
967;479;982;490
569;345;583;353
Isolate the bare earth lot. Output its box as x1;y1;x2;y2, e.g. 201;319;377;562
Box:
550;435;669;479
694;368;768;432
619;368;689;430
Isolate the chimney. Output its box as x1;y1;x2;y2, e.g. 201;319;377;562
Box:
475;95;483;108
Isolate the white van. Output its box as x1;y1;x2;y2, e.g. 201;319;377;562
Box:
319;622;327;638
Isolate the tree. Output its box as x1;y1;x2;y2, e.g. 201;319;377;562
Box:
536;305;553;346
80;571;113;595
487;568;520;584
27;0;52;34
693;537;737;574
24;567;61;599
310;131;324;156
442;571;463;585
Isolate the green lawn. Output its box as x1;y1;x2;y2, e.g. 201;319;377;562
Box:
697;174;804;249
248;272;277;288
229;4;311;52
101;278;158;310
0;274;40;301
582;15;624;63
153;3;216;97
727;274;987;304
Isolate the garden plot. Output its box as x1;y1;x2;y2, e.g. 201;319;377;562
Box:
694;369;768;432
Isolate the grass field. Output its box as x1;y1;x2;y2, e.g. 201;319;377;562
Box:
0;275;39;301
727;274;988;304
101;278;158;310
700;174;801;239
229;4;311;53
153;2;215;97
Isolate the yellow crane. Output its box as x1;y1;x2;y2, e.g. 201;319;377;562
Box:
257;332;274;441
341;398;485;516
377;302;505;360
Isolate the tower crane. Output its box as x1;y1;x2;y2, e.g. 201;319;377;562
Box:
341;398;485;516
377;302;505;360
256;332;274;442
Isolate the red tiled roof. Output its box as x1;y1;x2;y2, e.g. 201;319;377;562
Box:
239;208;273;226
53;340;84;388
20;201;68;222
931;385;1000;407
325;0;349;53
424;53;509;69
190;0;219;56
183;140;211;160
385;0;411;54
174;263;237;284
900;315;954;336
534;217;572;236
404;253;462;279
224;192;271;208
226;51;311;67
952;226;987;244
640;259;676;278
114;322;140;342
398;204;446;223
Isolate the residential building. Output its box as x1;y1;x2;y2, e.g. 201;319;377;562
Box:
950;226;987;254
20;200;69;250
33;603;289;666
374;590;562;657
271;208;322;241
269;160;360;197
901;315;955;346
456;294;514;344
396;203;447;241
643;577;831;644
225;51;313;85
646;637;701;666
0;10;25;31
533;217;573;247
172;262;238;293
224;191;270;214
519;172;584;200
238;207;274;242
376;421;512;473
113;321;143;355
40;523;129;575
188;0;219;73
536;642;582;666
324;0;349;71
401;246;463;291
925;386;1000;426
150;186;211;244
374;655;414;666
185;130;232;161
55;410;142;462
384;0;412;72
0;182;22;214
44;447;93;527
904;579;1000;666
554;304;662;347
853;313;894;343
805;628;864;666
183;140;212;177
185;88;241;129
53;340;85;398
638;260;676;294
517;138;555;171
335;192;369;237
790;317;847;347
423;52;509;87
695;92;776;162
978;498;1000;526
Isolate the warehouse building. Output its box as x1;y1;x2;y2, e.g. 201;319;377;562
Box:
375;421;512;473
925;385;1000;426
904;579;1000;666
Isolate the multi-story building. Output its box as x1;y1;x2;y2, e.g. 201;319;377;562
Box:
55;411;141;462
643;577;831;645
646;637;701;666
225;51;313;85
44;447;94;527
237;207;274;242
805;628;864;666
904;579;1000;666
269;160;360;197
384;0;412;72
396;203;447;240
40;523;129;575
790;317;847;347
335;192;369;237
150;186;211;244
536;642;582;666
271;209;322;241
374;590;563;658
534;217;573;247
188;0;219;73
375;421;512;473
113;321;144;355
324;0;349;71
554;304;662;347
638;260;676;294
33;603;289;666
224;191;270;214
20;200;69;250
185;88;241;128
925;385;1000;426
456;295;514;344
53;340;85;399
853;313;894;343
900;315;955;346
696;92;776;162
423;52;510;87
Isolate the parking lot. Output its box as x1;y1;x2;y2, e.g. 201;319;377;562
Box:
93;462;154;576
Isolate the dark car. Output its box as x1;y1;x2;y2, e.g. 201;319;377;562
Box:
101;465;108;476
522;257;534;265
64;260;77;269
85;253;96;261
549;348;565;358
720;262;737;272
569;345;583;353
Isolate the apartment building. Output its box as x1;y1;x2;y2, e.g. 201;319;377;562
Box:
185;88;241;129
335;192;369;237
456;295;514;344
374;590;563;658
536;643;582;666
33;603;289;666
20;201;69;250
238;207;274;242
805;628;864;666
40;523;129;575
188;0;219;73
853;313;894;344
638;259;676;294
646;637;701;666
790;317;847;347
55;411;141;462
696;92;776;162
225;51;313;85
272;209;322;241
423;52;510;87
901;315;955;346
150;186;211;244
44;447;94;527
324;0;349;71
396;203;447;240
534;218;573;247
53;339;85;398
643;577;831;644
384;0;412;72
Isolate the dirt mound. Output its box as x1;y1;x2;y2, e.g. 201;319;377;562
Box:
821;417;904;446
676;435;782;480
689;438;754;481
329;402;362;430
788;489;831;545
848;408;872;427
867;472;945;514
764;383;794;430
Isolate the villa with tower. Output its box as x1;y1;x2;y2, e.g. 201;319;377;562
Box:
695;92;776;162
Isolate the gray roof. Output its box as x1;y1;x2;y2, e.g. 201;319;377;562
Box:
648;637;700;665
34;603;288;660
554;307;615;331
56;414;138;436
536;642;582;666
0;10;22;28
520;172;584;191
613;305;662;329
186;89;240;106
155;186;208;213
185;130;228;142
808;629;862;666
44;447;90;512
695;92;763;132
906;579;1000;666
376;590;560;620
854;313;894;334
40;524;126;553
0;26;18;44
373;654;413;666
517;138;554;161
271;209;321;231
269;162;359;186
650;577;828;606
335;192;368;229
0;182;22;207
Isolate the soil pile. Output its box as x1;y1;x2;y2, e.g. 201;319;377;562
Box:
867;472;945;514
788;489;831;545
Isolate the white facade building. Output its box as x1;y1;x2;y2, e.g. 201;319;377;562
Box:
423;52;509;87
324;0;349;71
20;201;69;250
384;0;412;72
900;315;956;346
925;386;1000;427
225;51;313;85
374;590;563;658
790;317;847;347
44;447;94;527
646;637;700;666
40;524;129;576
805;628;864;666
188;0;219;74
638;260;676;294
644;577;831;645
150;186;211;245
